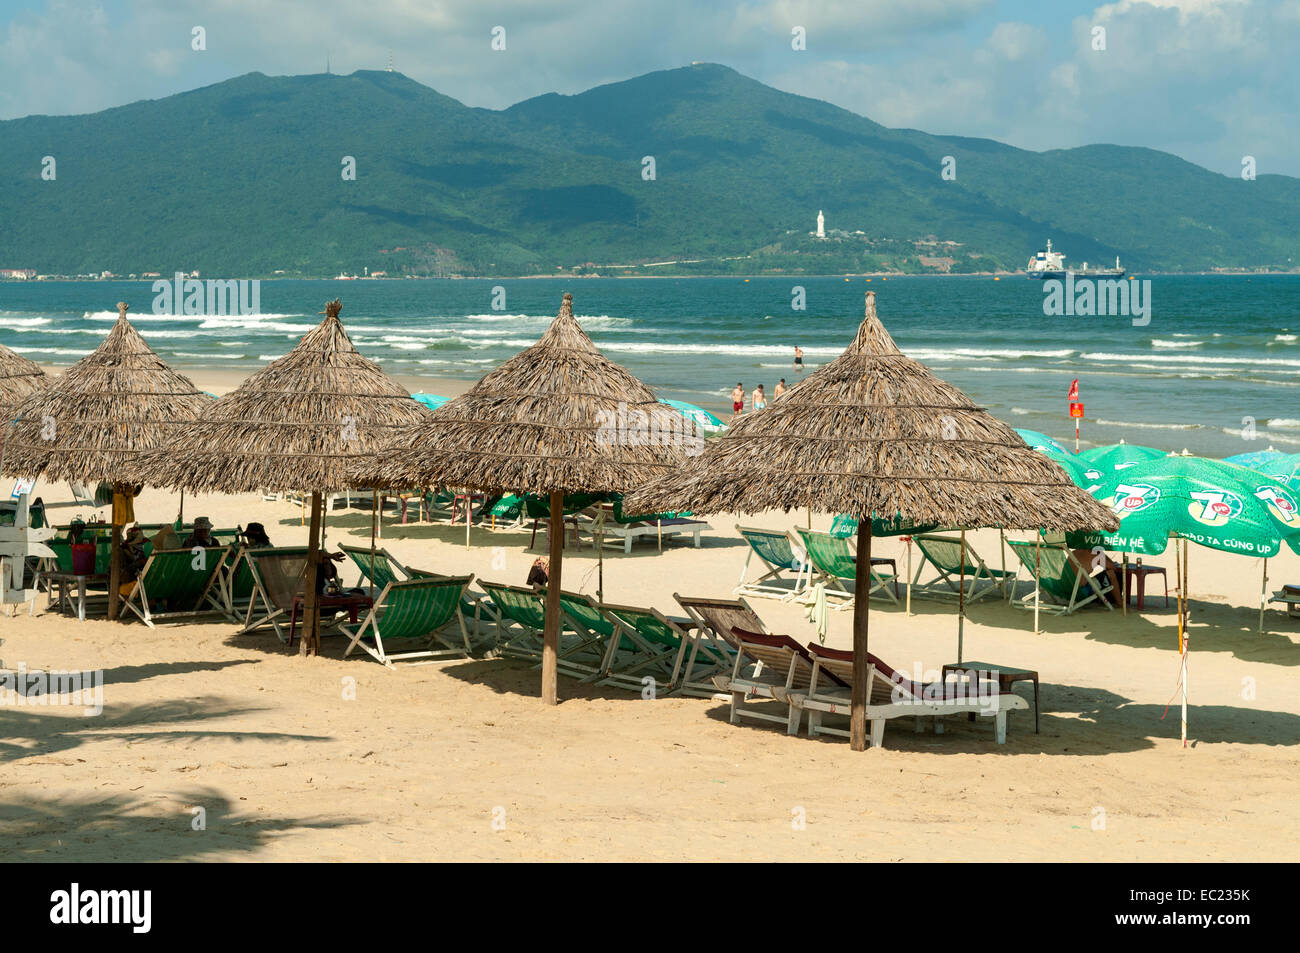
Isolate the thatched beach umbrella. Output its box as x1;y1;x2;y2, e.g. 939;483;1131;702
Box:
352;292;688;704
0;303;212;618
131;299;431;654
0;341;49;420
627;292;1118;750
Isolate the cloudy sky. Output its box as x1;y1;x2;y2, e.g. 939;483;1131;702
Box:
2;0;1297;175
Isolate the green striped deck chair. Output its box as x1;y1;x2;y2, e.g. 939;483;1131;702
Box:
1006;539;1114;616
221;545;277;621
794;528;899;608
735;524;807;600
595;602;695;695
533;589;622;677
342;544;498;643
121;546;230;627
910;534;1015;604
341;574;476;666
477;580;557;661
237;546;313;641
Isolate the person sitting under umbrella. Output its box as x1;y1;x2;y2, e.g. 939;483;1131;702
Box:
183;516;216;549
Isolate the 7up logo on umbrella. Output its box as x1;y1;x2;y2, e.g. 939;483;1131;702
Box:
1111;482;1160;517
1256;484;1300;529
1188;488;1243;526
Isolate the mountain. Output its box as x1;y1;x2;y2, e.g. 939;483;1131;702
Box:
1;64;1297;276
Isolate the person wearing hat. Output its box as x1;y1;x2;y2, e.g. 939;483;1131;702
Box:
241;522;272;548
118;525;148;600
183;517;216;549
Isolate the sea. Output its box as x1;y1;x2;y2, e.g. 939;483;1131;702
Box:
1;274;1297;458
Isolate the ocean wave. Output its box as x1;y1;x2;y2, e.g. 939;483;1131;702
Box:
1093;418;1202;431
9;346;91;357
0;317;50;329
1264;418;1300;429
1151;339;1204;348
907;347;1075;361
1274;334;1297;343
1079;351;1300;368
1009;407;1031;415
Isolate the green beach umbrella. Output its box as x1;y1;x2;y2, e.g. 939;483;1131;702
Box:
1223;447;1283;468
1050;454;1106;493
659;398;727;435
1068;457;1300;557
1076;442;1168;472
1015;428;1072;456
1068;456;1300;746
1255;453;1300;491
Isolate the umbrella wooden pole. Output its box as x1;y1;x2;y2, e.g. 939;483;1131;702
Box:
465;493;472;550
541;490;564;706
850;520;873;752
369;502;378;603
300;491;323;657
108;522;122;621
958;529;966;663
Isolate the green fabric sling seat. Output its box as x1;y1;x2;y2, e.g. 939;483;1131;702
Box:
735;525;806;600
595;602;698;694
121;546;230;627
910;534;1015;604
1006;539;1114;616
341;574;476;666
795;528;899;608
477;580;565;661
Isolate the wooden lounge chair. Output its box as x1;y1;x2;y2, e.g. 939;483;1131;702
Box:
237;546;313;641
672;593;768;697
713;628;844;734
341;574;476;666
595;602;699;694
787;644;1029;747
734;524;807;600
910;533;1015;604
121;546;230;627
1006;539;1114;616
794;528;899;608
597;500;711;554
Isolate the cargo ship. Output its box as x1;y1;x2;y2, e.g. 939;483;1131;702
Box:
1026;239;1124;279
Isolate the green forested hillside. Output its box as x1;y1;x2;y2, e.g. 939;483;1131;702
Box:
1;64;1296;276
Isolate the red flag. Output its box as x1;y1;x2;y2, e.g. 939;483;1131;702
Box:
1067;379;1079;401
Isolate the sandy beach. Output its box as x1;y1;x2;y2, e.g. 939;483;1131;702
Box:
3;466;1298;862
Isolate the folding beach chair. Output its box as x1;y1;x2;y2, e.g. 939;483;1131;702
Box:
595;602;699;695
543;589;627;678
672;593;768;698
237;546;313;641
794;528;899;608
121;546;229;627
476;580;561;661
1006;539;1114;616
785;644;1029;747
341;574;476;666
340;543;497;640
734;524;807;600
713;628;845;734
910;533;1015;604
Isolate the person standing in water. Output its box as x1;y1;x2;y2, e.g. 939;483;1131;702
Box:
730;382;745;420
774;378;787;398
794;346;804;372
752;384;767;410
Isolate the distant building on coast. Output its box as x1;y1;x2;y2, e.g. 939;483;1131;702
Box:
816;210;825;239
0;268;35;279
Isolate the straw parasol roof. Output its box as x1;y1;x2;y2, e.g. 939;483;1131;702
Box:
353;292;687;492
0;341;49;419
135;299;431;494
627;291;1118;532
1;303;212;484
